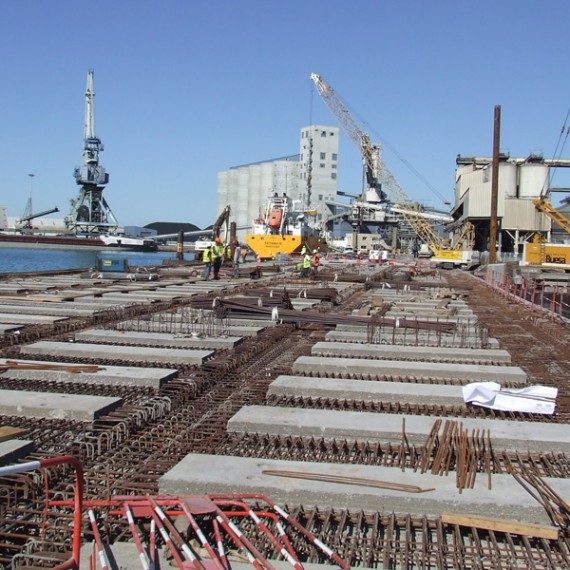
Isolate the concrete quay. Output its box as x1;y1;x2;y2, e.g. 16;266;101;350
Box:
267;375;466;406
19;341;213;365
0;358;177;388
311;341;511;363
292;356;527;384
228;406;570;454
159;454;567;525
0;389;122;421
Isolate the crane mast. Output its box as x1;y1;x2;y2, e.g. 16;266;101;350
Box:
65;70;118;235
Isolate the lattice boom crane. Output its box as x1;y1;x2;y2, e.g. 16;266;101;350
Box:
310;73;384;202
311;72;476;267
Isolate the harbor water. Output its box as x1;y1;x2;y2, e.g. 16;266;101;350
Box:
0;248;184;274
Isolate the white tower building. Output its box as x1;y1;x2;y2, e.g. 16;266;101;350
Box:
217;125;339;240
298;125;339;222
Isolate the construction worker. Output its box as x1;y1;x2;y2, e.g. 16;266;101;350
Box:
300;249;311;278
212;237;224;280
311;249;320;275
203;246;212;281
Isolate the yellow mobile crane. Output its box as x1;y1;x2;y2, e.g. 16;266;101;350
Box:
310;73;476;268
523;198;570;269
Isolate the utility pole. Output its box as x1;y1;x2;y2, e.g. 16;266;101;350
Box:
489;105;501;264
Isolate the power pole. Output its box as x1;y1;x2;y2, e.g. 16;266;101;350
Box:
490;105;501;264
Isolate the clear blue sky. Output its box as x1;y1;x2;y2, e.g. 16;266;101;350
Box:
1;0;569;228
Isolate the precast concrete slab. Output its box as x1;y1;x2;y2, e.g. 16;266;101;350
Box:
0;389;122;421
268;375;466;406
0;324;24;333
0;304;96;318
74;294;155;305
0;439;35;466
19;341;212;365
115;320;266;338
75;329;243;349
378;313;478;324
365;300;471;311
0;314;68;325
219;318;277;328
335;323;482;334
378;300;472;310
291;300;323;310
292;356;527;384
228;406;570;454
159;454;567;525
0;358;177;388
311;341;511;363
325;330;501;350
80;290;186;301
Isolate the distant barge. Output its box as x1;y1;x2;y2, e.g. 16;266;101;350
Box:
0;232;158;252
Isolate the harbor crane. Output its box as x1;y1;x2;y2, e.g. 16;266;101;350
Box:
17;207;60;230
65;70;119;235
311;72;475;267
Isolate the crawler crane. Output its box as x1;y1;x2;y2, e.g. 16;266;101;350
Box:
522;197;570;270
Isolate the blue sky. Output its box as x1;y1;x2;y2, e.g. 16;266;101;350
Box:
1;0;569;228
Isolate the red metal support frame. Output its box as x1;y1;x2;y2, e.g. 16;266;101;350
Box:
0;455;84;570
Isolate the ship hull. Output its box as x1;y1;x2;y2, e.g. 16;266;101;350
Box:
245;234;327;259
0;233;158;252
246;235;303;258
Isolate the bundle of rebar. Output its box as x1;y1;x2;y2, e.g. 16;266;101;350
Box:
417;419;493;493
508;463;570;529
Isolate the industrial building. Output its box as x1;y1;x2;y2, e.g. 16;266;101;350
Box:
452;154;570;255
217;125;339;240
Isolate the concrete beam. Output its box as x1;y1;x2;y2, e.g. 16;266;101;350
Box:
0;358;177;388
0;389;122;421
75;329;243;350
311;341;511;363
0;314;69;325
0;439;35;467
325;330;501;350
19;341;213;365
268;375;466;406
